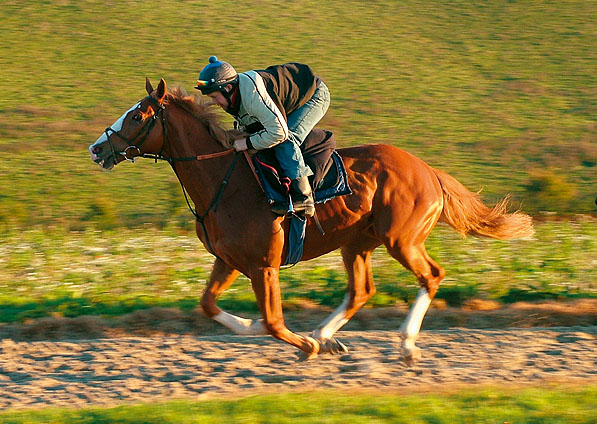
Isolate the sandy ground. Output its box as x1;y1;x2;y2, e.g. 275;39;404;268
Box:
0;300;595;410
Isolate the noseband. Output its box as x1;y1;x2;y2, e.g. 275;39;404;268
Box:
103;95;166;163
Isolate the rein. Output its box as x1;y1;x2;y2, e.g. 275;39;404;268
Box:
107;94;239;257
142;147;235;162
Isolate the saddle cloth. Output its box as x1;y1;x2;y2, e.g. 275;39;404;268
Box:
251;129;352;208
249;129;352;266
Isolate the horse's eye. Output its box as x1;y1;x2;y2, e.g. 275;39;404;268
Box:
132;114;142;122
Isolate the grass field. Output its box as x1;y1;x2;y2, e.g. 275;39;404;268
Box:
0;0;595;231
1;386;595;423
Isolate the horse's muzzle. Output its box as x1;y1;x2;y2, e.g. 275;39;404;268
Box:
88;142;117;170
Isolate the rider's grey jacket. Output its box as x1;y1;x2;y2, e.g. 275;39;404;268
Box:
232;63;320;150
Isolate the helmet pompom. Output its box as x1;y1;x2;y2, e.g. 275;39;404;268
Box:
209;56;218;63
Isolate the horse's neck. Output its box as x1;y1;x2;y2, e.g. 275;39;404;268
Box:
163;108;225;159
163;107;235;213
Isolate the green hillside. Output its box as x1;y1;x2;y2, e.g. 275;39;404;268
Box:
1;0;595;230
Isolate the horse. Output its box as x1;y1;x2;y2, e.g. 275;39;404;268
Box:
89;78;534;363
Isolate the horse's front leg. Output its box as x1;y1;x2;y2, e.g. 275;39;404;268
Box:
311;243;377;355
201;258;267;335
251;266;320;359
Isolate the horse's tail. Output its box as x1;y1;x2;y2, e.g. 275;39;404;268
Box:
433;168;534;239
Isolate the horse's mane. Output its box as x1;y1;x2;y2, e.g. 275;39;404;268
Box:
164;86;245;149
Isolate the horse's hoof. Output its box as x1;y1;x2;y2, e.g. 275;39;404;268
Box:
401;346;422;366
319;338;349;355
296;349;319;361
296;336;320;361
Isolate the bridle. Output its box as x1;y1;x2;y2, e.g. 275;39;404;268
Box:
103;95;167;163
104;94;238;258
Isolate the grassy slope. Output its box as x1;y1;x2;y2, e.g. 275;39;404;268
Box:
0;0;595;230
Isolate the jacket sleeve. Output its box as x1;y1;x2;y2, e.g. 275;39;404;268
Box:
239;72;289;150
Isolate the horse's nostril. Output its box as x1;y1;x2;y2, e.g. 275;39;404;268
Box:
92;146;102;154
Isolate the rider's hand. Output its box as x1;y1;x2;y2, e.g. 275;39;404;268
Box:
233;138;248;151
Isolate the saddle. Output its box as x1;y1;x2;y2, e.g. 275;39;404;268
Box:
248;129;352;267
250;129;352;210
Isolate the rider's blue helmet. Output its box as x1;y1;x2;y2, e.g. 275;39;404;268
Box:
195;56;238;94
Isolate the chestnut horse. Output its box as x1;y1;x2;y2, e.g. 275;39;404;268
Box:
89;78;533;363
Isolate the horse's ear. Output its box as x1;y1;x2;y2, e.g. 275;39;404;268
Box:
155;78;167;102
145;77;154;95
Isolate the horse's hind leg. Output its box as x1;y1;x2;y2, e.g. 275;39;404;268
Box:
311;237;379;354
201;258;267;335
387;243;445;364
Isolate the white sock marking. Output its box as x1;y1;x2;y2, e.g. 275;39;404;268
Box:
213;311;267;335
400;288;432;341
312;294;350;341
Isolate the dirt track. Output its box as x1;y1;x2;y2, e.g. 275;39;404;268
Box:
0;301;595;410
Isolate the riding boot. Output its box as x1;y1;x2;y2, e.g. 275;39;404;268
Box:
290;176;315;217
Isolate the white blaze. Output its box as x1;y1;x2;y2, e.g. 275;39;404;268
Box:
90;102;141;149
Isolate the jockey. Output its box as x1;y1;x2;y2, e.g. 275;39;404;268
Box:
195;56;330;217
